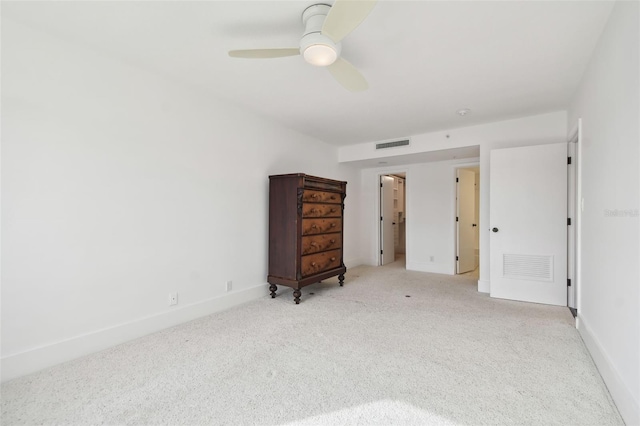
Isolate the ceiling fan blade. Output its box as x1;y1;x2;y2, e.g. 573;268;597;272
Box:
228;48;300;59
327;57;368;92
322;0;378;43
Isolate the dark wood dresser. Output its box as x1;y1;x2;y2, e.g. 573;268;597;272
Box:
268;173;347;304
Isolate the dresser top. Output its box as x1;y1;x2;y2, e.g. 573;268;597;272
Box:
269;173;347;186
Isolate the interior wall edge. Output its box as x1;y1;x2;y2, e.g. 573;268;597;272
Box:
477;280;490;294
405;261;455;276
1;284;270;383
344;258;365;270
577;314;640;425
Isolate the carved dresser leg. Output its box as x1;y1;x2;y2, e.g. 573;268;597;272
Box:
293;289;301;304
269;284;277;298
338;274;345;287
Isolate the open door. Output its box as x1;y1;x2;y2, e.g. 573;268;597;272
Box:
457;169;476;273
380;176;395;265
490;143;567;306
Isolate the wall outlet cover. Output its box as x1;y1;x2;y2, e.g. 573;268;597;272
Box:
169;292;178;306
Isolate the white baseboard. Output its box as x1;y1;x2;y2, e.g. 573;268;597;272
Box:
577;314;640;425
344;257;364;269
1;284;270;383
477;279;490;293
406;261;454;275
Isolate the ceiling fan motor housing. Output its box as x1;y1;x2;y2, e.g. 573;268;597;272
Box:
300;4;341;65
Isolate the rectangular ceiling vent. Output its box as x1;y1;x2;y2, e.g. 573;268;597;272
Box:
376;139;410;150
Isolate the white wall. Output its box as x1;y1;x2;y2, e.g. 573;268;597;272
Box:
347;112;567;292
568;2;639;424
1;19;361;381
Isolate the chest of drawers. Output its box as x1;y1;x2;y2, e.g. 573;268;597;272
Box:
268;174;346;304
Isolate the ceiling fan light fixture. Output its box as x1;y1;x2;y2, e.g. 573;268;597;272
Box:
300;31;341;67
303;44;338;66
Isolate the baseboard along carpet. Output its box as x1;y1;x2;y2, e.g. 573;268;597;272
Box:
1;260;623;425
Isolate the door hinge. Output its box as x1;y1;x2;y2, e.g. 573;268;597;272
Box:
567;278;572;287
380;183;383;188
380;250;383;255
568;157;572;165
568;218;572;226
456;256;459;261
456;177;459;182
456;216;459;222
380;216;383;221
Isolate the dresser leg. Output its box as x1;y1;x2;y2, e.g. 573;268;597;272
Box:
269;284;277;298
293;289;301;304
338;274;345;287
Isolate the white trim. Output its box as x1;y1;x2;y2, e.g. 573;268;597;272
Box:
567;118;582;311
344;257;365;269
477;279;490;293
406;261;454;275
1;284;270;383
577;314;640;425
575;119;583;315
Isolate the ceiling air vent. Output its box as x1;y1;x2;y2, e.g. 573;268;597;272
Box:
376;139;410;150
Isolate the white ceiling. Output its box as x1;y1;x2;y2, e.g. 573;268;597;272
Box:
3;1;614;146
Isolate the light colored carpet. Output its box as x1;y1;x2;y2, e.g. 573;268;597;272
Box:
1;260;623;425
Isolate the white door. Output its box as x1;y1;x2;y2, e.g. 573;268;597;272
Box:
380;176;395;265
490;143;567;306
457;169;476;273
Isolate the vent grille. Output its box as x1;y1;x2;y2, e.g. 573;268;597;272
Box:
376;139;410;149
503;254;553;282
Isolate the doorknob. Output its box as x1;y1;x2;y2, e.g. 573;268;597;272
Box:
492;227;499;233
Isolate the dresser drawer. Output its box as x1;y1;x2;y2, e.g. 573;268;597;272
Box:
302;203;341;218
301;249;342;277
302;218;341;235
301;234;341;255
302;190;341;204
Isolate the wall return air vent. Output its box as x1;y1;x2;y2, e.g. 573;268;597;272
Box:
376;139;410;150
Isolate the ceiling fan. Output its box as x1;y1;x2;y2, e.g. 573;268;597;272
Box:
228;0;378;92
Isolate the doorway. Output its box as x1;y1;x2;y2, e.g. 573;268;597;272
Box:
456;167;479;276
380;173;406;266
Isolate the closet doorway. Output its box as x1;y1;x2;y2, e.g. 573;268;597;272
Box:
456;167;479;276
380;173;406;266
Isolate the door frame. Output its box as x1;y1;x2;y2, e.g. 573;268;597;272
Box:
453;162;480;273
377;169;409;266
568;119;582;315
380;175;395;266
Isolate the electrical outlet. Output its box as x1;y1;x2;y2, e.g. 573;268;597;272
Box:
226;281;233;292
169;292;178;306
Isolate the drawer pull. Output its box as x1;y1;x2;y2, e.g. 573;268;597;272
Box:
330;257;336;261
310;208;317;214
311;193;317;198
330;223;336;227
311;262;316;266
330;195;336;200
330;208;336;213
311;224;317;229
310;242;317;246
330;239;336;244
